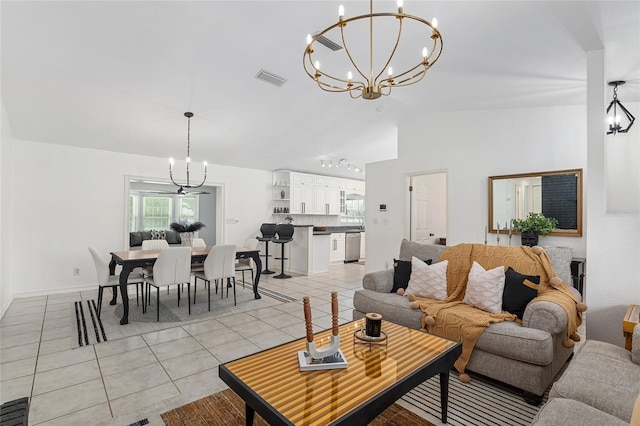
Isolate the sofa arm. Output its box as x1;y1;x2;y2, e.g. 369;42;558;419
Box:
522;300;568;335
362;269;394;293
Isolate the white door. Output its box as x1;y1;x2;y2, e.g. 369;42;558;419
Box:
410;173;447;244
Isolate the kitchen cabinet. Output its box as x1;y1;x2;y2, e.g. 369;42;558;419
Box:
330;232;346;262
291;183;314;214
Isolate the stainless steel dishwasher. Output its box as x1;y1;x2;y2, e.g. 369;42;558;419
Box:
344;232;361;263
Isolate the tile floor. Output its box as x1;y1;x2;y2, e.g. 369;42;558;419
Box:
0;263;366;425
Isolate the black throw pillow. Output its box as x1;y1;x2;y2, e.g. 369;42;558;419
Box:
502;267;541;319
391;258;432;293
129;232;143;247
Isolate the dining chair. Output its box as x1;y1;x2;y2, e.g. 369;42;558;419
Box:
235;238;259;288
191;238;206;248
144;246;193;322
88;246;145;318
141;238;171;293
193;244;237;310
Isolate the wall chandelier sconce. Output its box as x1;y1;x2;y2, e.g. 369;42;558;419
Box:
606;81;635;135
321;159;365;175
168;112;208;194
303;0;443;100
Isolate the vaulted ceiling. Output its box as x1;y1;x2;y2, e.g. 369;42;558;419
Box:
2;1;639;178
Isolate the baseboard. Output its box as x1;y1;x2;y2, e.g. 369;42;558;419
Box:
12;284;97;299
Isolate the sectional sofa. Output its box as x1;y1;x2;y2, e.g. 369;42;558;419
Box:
352;239;581;403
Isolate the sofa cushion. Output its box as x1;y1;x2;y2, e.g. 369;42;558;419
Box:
474;321;553;365
129;231;143;247
549;340;640;422
406;258;448;300
141;231;152;241
502;267;540;319
391;258;432;293
463;261;505;314
531;398;628;426
398;239;446;262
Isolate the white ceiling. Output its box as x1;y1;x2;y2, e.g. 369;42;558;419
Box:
2;1;639;179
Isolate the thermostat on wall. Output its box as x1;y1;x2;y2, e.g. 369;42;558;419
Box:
379;204;387;211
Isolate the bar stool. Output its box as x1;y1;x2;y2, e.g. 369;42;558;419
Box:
258;223;277;274
273;223;294;279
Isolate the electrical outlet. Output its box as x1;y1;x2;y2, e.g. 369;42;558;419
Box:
73;268;80;276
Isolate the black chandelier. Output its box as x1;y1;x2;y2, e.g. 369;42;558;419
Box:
169;112;207;192
606;81;635;135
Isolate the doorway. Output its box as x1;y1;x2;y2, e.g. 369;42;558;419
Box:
408;172;447;244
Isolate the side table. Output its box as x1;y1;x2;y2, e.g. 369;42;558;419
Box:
623;304;640;350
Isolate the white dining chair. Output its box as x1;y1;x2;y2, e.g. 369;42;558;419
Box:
191;238;206;248
193;245;237;310
88;246;145;318
144;247;193;322
141;239;170;251
235;238;259;289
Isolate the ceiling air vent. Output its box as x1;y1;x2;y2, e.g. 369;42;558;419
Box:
255;69;287;87
315;34;343;52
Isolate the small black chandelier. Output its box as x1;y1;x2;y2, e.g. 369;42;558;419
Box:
606;81;635;135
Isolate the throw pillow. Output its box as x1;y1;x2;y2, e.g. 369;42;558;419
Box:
129;231;143;247
463;261;506;314
165;230;180;245
391;258;432;293
150;229;161;240
502;267;540;319
405;257;448;300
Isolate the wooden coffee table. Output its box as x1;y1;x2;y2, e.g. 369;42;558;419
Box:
219;319;461;425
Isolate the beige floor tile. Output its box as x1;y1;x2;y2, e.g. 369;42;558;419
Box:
94;335;146;358
180;317;223;335
141;326;190;346
0;356;36;380
99;346;156;377
0;342;39;364
0;321;43;338
150;336;204;361
36;346;95;373
33;359;101;396
103;362;170;400
0;375;33;405
40;326;71;342
260;312;301;329
38;337;72;356
230;319;276;338
248;329;296;350
0;331;41;349
173;368;227;399
216;311;257;327
0;313;44;327
192;327;243;350
208;339;261;364
34;402;112;426
160;349;220;381
28;378;107;425
109;382;180;418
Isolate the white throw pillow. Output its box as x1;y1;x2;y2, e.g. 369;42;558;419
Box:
405;257;448;300
463;261;506;314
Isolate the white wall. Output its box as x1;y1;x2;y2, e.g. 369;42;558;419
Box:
1;99;15;316
365;105;588;272
585;50;640;346
7;140;272;297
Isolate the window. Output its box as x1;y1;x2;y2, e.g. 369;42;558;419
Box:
142;196;172;230
341;196;365;224
129;191;200;232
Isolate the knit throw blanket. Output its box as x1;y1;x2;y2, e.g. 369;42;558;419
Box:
415;243;582;375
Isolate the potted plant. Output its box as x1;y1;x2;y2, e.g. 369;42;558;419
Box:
511;212;558;247
170;221;206;246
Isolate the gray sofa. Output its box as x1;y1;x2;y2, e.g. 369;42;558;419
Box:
352;239;580;403
532;324;640;425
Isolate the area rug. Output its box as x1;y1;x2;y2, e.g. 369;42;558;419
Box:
161;388;434;426
398;371;548;426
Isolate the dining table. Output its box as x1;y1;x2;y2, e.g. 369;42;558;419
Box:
109;246;262;325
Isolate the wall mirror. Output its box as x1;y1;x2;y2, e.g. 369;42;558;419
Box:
488;169;582;236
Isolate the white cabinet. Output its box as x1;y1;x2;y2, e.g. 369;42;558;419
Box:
330;232;346;262
291;184;313;214
327;187;341;214
314;186;328;214
360;232;366;259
